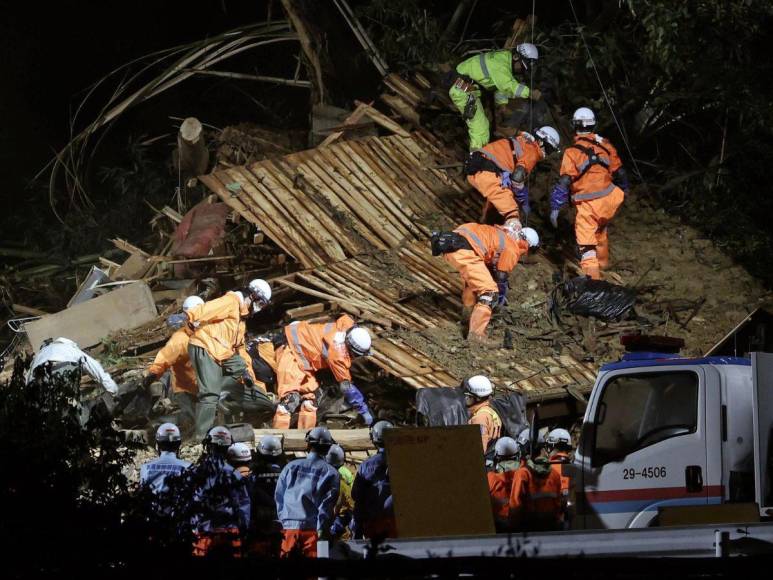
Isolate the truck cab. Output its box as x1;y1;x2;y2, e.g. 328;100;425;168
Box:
572;338;772;530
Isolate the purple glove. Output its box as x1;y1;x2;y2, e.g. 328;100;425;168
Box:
342;383;373;425
499;171;512;190
514;186;530;217
550;181;570;211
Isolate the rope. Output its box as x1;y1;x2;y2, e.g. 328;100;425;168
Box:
567;0;644;183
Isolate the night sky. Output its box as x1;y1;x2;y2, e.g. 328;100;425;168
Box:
0;0;280;212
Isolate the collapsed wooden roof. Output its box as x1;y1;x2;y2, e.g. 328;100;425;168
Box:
200;130;597;402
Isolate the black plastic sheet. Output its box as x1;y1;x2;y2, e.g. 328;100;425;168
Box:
551;276;636;322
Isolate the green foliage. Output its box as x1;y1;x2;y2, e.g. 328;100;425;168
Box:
356;0;452;70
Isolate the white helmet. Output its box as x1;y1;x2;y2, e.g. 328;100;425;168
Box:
572;107;596;131
206;425;233;448
520;227;539;248
257;435;283;457
247;279;272;311
463;375;493;398
227;442;252;463
517;426;545;449
515;43;539;69
546;428;572;449
155;422;182;443
346;326;372;357
326;444;346;468
494;436;519;459
535;126;560;153
182;295;204;312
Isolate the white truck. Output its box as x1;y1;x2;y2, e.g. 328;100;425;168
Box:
570;337;773;530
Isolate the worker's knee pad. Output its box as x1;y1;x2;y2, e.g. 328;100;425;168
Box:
478;291;497;308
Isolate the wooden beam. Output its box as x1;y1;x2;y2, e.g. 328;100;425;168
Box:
110;238;149;257
12;304;48;317
286;302;328;319
253;428;374;451
318;102;370;147
355;100;410;137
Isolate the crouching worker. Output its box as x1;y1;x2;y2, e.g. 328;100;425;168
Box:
140;422;191;493
143;296;204;434
432;222;539;340
191;426;251;558
273;315;374;429
275;427;340;558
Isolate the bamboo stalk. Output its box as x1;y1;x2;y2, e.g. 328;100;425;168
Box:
186;69;312;87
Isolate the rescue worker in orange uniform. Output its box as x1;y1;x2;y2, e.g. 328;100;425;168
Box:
463;375;502;452
433;221;539;340
487;437;520;532
549;107;629;279
547;427;574;529
273;314;374;429
166;279;272;439
509;444;563;532
464;127;560;223
144;295;204;433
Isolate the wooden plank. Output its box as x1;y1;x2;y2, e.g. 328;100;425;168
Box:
253;428;374;451
300;156;393;249
344;141;432;238
225;168;325;267
285;302;328;319
113;253;153;281
111;238;150;257
245;164;346;263
315;147;410;243
319;102;370;147
265;158;361;258
330;143;422;238
355;100;410;137
12;304;48;317
204;172;314;267
25;283;158;351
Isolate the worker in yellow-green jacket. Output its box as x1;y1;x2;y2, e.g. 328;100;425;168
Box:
449;44;539;150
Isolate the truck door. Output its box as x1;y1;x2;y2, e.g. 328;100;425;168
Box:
578;367;711;529
752;352;773;517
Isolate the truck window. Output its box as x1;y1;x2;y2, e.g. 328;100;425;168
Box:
593;371;698;467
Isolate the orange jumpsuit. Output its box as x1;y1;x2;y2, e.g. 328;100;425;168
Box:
487;462;519;532
468;134;544;221
559;133;625;279
442;223;528;339
469;401;502;451
148;327;197;395
550;451;573;526
273;314;356;429
509;458;563;531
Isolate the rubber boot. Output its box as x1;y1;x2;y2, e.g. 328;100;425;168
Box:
596;237;610;270
272;408;291;429
298;404;317;429
468;303;493;340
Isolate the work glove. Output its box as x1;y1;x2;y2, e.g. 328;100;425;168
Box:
514;186;530;220
166;313;188;329
549;209;560;229
499;171;512;190
497;280;509;307
280;391;302;414
530;88;541;101
242;370;255;390
330;517;347;538
141;370;156;388
550;181;570;211
341;382;373;426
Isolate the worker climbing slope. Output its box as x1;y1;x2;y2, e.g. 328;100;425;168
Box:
465;127;560;224
143;295;204;434
273;314;374;429
166;279;273;439
549;107;629;279
432;221;539;340
449;44;540;150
